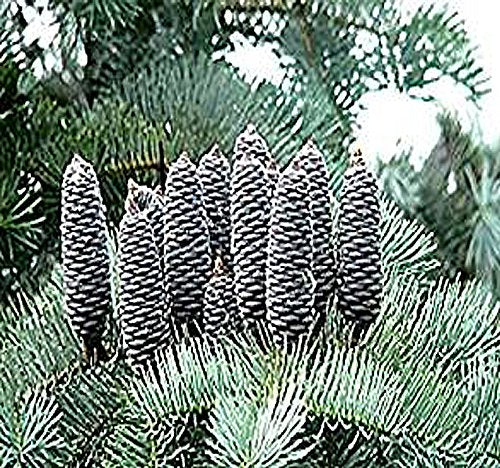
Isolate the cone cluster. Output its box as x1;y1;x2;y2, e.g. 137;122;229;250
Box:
61;126;382;365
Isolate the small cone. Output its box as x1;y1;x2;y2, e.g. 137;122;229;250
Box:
266;162;315;346
197;145;231;269
231;148;271;329
295;140;335;333
118;211;170;367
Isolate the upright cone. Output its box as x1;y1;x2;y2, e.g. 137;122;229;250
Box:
336;149;382;340
164;154;211;334
296;140;335;331
61;154;111;361
197;145;231;269
118;212;169;366
231;148;270;329
267;163;314;346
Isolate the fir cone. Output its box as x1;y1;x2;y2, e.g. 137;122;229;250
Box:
234;123;277;199
164;154;211;333
267;163;315;346
196;145;231;269
296;140;335;331
336;149;382;340
231;152;271;328
125;179;168;315
203;260;238;336
118;211;169;366
61;154;111;361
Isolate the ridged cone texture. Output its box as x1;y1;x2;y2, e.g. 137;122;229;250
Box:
164;154;211;327
118;211;169;366
231;150;270;326
336;150;382;336
61;154;111;350
203;264;238;336
197;145;231;269
295;140;335;328
234;123;277;199
267;163;314;345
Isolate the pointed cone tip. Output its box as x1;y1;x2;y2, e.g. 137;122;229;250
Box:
70;153;87;169
245;122;257;134
177;152;192;165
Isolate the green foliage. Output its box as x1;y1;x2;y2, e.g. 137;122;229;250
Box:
1;1;498;465
380;115;500;296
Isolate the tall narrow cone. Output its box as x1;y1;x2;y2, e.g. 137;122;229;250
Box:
336;148;382;341
61;154;111;362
